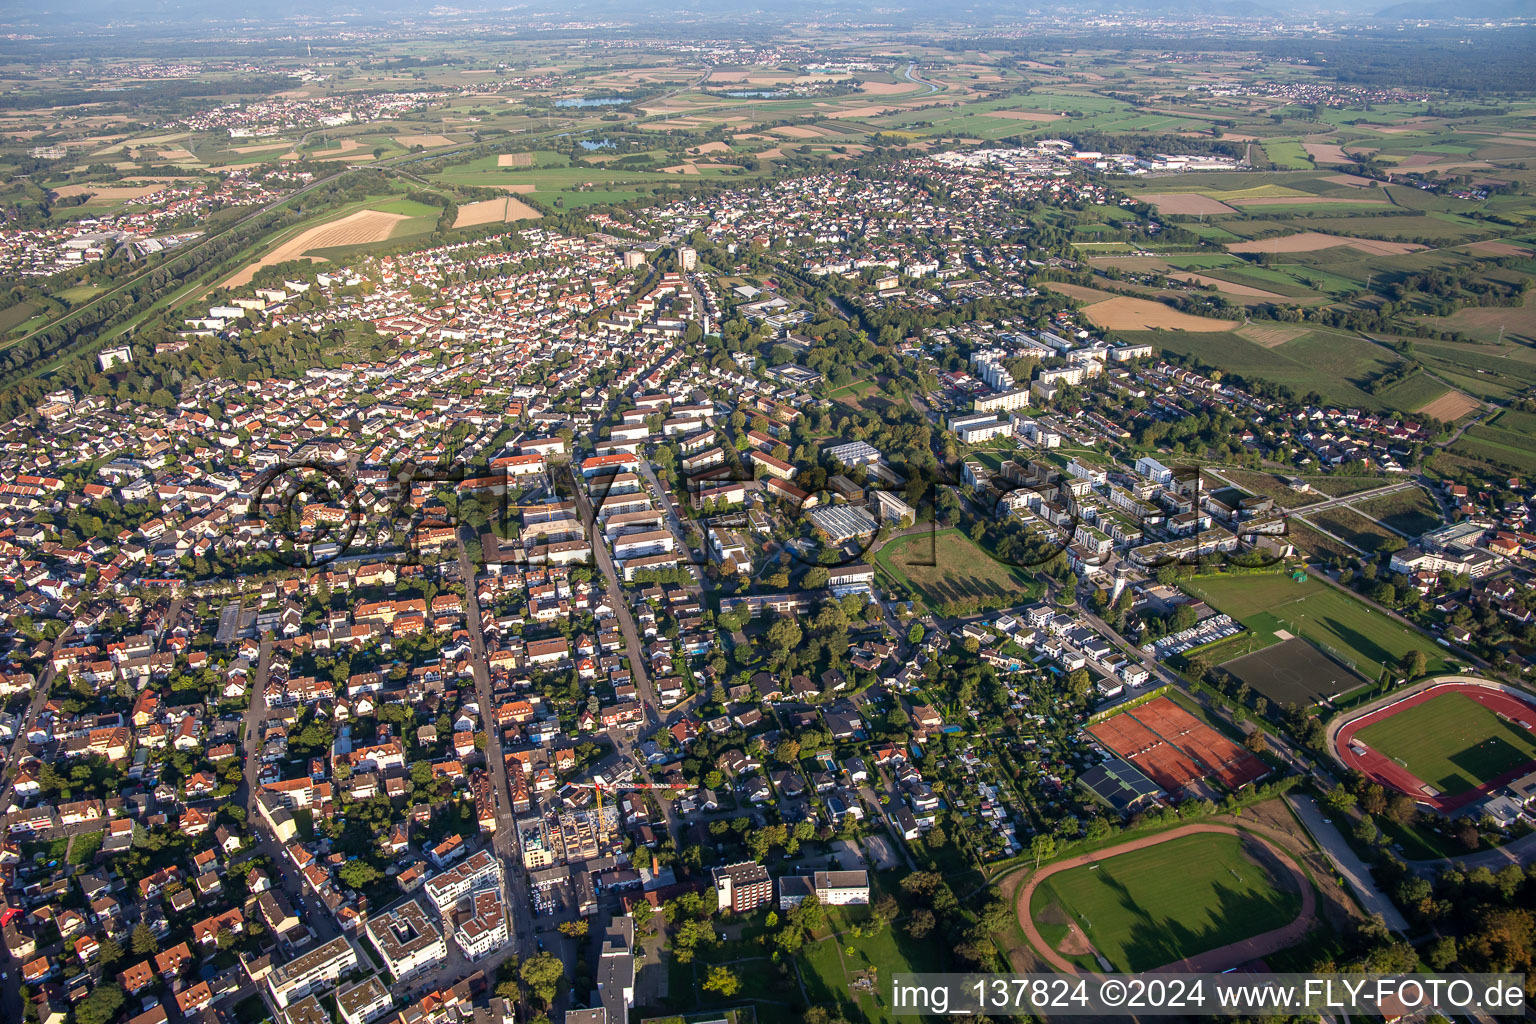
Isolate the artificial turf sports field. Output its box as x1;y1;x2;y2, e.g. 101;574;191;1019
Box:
1029;832;1300;972
1220;636;1365;706
1181;572;1450;680
1354;691;1536;797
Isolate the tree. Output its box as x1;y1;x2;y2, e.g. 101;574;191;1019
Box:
338;860;381;889
872;893;900;924
702;965;741;997
905;909;935;938
130;922;159;956
97;935;124;966
907;622;925;644
631;900;654;936
75;984;125;1024
520;952;566;1007
766;618;802;656
1031;833;1055;867
803;567;830;589
1401;649;1428;680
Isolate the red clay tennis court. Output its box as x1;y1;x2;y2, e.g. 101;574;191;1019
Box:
1135;697;1270;790
1334;682;1536;814
1089;696;1270;795
1089;703;1207;793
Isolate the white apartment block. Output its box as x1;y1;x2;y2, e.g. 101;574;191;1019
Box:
453;889;509;960
423;849;501;914
335;976;393;1024
366;899;445;979
815;869;870;905
266;936;359;1008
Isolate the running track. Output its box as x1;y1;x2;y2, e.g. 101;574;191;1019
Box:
1015;823;1317;975
1333;680;1536;814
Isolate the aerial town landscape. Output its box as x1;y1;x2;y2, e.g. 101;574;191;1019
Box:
1;1;1536;1023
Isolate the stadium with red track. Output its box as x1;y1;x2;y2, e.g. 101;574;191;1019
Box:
1330;677;1536;814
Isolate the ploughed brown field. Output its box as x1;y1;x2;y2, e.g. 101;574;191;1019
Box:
1418;391;1481;421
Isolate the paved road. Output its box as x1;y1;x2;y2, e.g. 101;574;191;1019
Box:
562;466;681;846
0;629;67;805
457;530;537;957
1286;794;1410;933
1407;828;1536;877
239;636;271;822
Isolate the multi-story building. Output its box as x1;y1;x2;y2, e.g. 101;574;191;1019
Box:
423;848;501;914
365;900;445;979
596;915;635;1024
814;870;870;905
266;936;359;1008
453;889;509;960
335;976;393;1024
713;861;773;914
279;995;330;1024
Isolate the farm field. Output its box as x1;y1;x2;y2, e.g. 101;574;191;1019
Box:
1354;691;1536;797
1419;292;1536;346
1226;233;1426;256
1306;506;1400;554
1029;832;1303;972
452;196;543;227
874;528;1039;613
225;209;412;287
1180;572;1451;680
1112;329;1399;410
1040;285;1238;331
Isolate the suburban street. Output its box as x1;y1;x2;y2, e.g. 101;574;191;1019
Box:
562;465;683;846
456;529;537;957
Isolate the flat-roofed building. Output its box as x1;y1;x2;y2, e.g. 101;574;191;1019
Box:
713;861;772;914
266;936;358;1008
336;976;392;1024
597;915;635;1024
423;849;501;914
453;889;509;960
814;870;870;905
778;873;815;910
824;440;880;468
365;899;444;979
279;995;329;1024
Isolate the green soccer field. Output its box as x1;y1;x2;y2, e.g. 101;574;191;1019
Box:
1181;573;1451;680
1030;833;1301;972
1355;692;1536;796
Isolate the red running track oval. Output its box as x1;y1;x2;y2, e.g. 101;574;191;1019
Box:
1332;680;1536;814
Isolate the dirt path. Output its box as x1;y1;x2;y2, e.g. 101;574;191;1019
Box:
1015;823;1317;975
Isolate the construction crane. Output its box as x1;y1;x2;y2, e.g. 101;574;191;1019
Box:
571;779;691;818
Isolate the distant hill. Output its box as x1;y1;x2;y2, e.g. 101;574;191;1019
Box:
1086;0;1273;12
1376;0;1532;18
